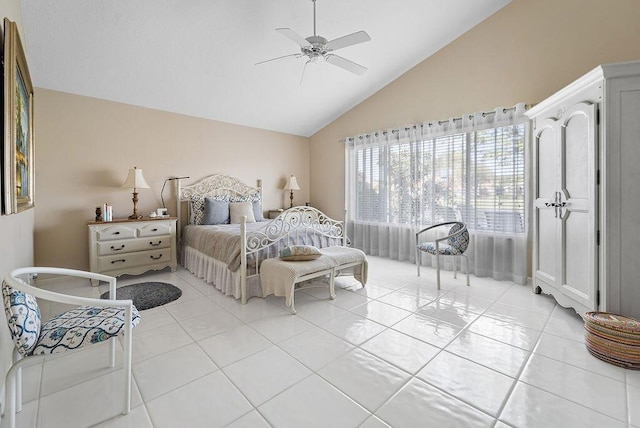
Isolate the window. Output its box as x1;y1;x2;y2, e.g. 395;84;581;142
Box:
347;109;526;234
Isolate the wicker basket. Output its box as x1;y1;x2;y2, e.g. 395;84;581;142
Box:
584;312;640;369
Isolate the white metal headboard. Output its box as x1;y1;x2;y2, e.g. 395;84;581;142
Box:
175;174;263;241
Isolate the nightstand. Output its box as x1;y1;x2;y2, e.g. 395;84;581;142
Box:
268;210;285;219
87;217;177;286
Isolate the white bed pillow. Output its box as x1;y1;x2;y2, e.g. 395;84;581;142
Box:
230;201;256;224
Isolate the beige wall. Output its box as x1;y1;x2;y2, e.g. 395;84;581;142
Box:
34;89;310;269
309;0;640;219
0;0;33;413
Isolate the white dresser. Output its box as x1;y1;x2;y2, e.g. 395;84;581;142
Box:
526;60;640;319
87;218;177;286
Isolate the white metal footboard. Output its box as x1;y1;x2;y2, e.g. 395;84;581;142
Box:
240;206;345;304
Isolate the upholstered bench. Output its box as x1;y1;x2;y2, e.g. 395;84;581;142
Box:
259;246;368;314
319;246;368;287
260;255;336;314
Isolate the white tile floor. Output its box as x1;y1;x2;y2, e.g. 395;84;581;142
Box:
7;256;639;428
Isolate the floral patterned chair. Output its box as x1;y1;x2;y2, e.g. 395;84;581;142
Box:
415;221;470;289
2;267;140;428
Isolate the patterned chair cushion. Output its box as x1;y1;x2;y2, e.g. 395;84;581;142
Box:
33;305;141;355
447;223;469;253
417;242;462;256
2;280;41;357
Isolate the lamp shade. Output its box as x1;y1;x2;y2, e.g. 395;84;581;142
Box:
121;167;150;190
283;175;300;191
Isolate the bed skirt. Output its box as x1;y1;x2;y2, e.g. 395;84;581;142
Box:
181;245;263;300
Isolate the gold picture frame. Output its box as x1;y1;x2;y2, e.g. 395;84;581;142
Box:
3;18;34;214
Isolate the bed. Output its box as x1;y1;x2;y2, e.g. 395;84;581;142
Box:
175;174;346;303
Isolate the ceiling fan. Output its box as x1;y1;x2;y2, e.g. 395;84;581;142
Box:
256;0;371;81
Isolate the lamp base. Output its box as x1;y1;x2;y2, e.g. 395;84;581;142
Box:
129;191;142;220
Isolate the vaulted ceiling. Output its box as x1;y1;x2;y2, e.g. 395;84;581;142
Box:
19;0;512;137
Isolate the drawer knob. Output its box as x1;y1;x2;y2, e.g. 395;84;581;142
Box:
149;240;162;247
150;254;163;260
113;231;120;235
151;228;158;232
111;245;125;251
111;259;126;264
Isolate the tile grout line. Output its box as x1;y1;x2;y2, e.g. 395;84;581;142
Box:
492;300;557;424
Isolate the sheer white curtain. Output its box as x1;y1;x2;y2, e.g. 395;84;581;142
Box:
345;103;529;284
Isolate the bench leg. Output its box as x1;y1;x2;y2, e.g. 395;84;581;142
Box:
287;285;297;315
329;270;336;300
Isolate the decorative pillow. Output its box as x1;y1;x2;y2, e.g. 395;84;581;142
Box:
192;193;262;225
2;280;41;357
279;245;322;261
230;201;256;224
252;200;264;222
203;197;230;225
190;196;206;225
229;192;261;204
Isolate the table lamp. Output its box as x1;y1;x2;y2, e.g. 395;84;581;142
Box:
122;166;150;219
283;175;300;209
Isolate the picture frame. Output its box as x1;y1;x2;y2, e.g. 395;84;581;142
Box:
3;18;35;214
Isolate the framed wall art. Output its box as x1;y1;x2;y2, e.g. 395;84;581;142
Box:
3;18;34;214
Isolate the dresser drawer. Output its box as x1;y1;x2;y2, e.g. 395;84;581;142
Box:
98;249;172;272
96;225;137;241
138;222;172;238
97;236;171;256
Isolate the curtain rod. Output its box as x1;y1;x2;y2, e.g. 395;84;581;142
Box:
346;104;531;142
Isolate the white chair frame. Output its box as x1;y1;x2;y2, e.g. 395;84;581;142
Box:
415;221;470;290
3;267;135;428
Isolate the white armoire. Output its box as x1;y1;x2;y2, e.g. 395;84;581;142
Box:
526;60;640;319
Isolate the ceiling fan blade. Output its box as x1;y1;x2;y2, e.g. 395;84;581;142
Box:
325;54;367;75
276;28;311;48
300;59;312;85
325;31;371;52
255;53;302;66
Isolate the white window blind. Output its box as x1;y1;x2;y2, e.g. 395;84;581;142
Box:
349;122;525;234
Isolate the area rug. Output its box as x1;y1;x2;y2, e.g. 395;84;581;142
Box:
100;282;182;310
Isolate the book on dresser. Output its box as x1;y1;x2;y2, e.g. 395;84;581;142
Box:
87;217;177;286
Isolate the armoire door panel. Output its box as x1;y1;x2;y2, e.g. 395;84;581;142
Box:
562;112;589;200
536;124;557;200
536;208;557;283
562;210;593;305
